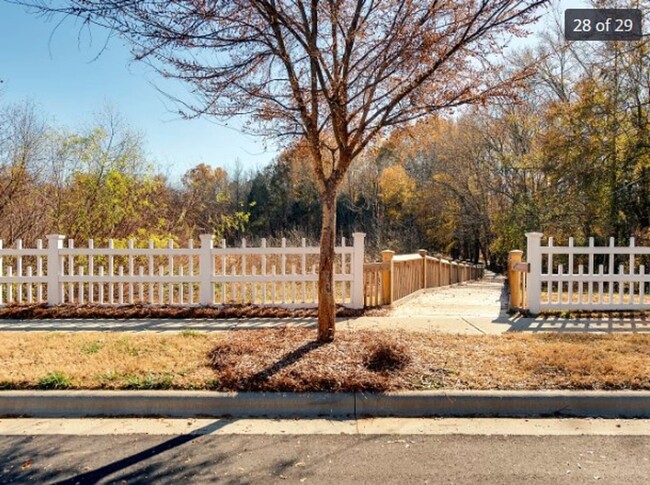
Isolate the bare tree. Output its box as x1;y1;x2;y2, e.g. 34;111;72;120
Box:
0;101;49;244
23;0;549;341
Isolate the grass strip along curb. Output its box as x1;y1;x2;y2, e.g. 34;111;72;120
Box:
2;390;650;418
3;330;649;393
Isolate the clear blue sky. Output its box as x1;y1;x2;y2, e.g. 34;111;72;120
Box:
0;2;278;180
0;1;582;181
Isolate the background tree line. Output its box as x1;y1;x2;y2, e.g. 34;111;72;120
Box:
1;19;648;269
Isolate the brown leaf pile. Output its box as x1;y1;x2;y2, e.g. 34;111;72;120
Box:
208;328;420;392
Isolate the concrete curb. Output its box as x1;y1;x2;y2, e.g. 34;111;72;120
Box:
0;391;355;418
355;391;650;418
2;390;650;418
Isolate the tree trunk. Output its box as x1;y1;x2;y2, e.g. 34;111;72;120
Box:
317;186;337;342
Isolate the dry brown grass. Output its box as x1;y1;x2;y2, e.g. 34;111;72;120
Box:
0;329;648;392
0;332;218;390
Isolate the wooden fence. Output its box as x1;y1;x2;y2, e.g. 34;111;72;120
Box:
363;250;484;307
509;232;650;313
0;233;366;309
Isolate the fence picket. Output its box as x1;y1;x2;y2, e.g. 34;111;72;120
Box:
27;266;33;304
108;240;114;305
168;239;174;305
98;267;105;304
7;267;12;303
261;239;267;305
629;237;635;304
128;239;135;304
139;266;145;303
88;240;94;304
241;238;247;303
301;238;307;304
188;239;194;305
641;265;646;304
281;238;286;304
220;239;227;304
179;266;184;304
252;266;257;303
148;240;155;304
158;266;164;305
17;240;23;304
78;266;84;304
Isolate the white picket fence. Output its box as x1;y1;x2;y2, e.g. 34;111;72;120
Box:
526;232;650;313
0;233;366;309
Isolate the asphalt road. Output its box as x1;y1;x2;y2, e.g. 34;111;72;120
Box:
2;434;650;484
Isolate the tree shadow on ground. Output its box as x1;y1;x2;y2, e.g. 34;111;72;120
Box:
211;340;327;391
53;420;232;484
508;314;650;333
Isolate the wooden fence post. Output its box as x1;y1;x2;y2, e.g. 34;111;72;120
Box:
526;232;543;314
432;257;440;287
46;234;65;306
381;250;394;305
418;249;428;289
351;233;366;309
199;234;214;305
508;250;523;309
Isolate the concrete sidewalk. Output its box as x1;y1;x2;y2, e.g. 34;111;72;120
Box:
340;272;511;335
4;417;649;436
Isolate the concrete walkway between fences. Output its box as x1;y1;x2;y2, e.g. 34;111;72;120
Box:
345;271;510;335
0;272;648;333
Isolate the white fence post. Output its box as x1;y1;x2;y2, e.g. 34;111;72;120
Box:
46;234;65;306
526;232;544;314
351;232;366;309
199;234;214;305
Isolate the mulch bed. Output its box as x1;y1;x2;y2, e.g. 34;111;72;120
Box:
208;328;418;392
0;303;364;320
